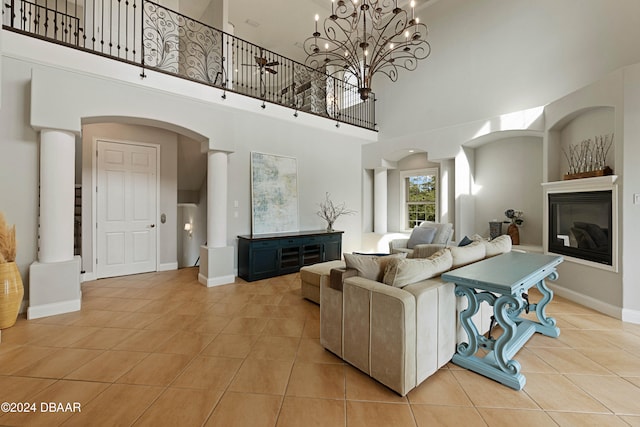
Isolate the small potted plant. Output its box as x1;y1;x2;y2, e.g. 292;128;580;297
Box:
504;209;524;245
0;212;23;329
317;192;355;232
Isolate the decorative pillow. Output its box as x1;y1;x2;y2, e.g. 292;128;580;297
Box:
585;224;608;248
407;226;437;249
344;252;407;281
482;235;512;257
449;241;486;268
383;249;453;288
458;236;473;247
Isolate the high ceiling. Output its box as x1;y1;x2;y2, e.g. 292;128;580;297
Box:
179;0;441;64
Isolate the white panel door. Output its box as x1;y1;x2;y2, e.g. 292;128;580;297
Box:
97;140;157;278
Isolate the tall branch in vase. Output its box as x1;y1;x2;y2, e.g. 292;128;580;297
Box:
317;192;356;232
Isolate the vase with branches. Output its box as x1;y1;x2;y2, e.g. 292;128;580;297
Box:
317;192;355;232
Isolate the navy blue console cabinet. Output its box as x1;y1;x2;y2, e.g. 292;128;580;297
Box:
238;230;343;281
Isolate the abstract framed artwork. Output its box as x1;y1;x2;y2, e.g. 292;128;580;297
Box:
250;152;299;234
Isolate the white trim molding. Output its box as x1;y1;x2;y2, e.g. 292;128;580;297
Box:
548;283;621;320
159;262;178;271
27;299;82;320
198;273;236;288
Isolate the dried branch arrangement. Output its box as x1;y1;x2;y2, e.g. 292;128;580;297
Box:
317;192;356;231
562;134;613;175
0;212;17;264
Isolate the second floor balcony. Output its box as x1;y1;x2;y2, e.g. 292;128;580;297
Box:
2;0;376;130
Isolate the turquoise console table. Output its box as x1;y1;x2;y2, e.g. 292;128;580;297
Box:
442;252;563;390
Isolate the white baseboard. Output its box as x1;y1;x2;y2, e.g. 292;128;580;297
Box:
547;283;622;319
198;273;235;288
27;299;81;320
159;262;178;272
81;272;96;282
622;308;640;325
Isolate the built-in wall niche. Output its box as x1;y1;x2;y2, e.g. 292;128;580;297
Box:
547;107;615;182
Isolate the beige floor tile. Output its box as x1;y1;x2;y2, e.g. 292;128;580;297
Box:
580;347;640;376
204;391;282;427
557;328;623;349
142;313;199;331
451;370;539;409
527;347;612;375
67;327;137;349
408;369;473;406
69;310;118;327
620;415;640;426
346;401;416;427
0;346;57;374
172;355;243;390
61;383;163;427
477;408;557;427
112;329;177;352
202;333;257;358
64;350;149;382
547;411;630;426
263;318;305;337
228;358;293;395
296;338;344;364
301;316;321;339
276;396;345;427
412;405;486;427
517;348;558;373
221;317;268;335
0;376;57;402
154;331;216;355
566;374;640;415
15;348;104;378
105;311;163;329
523;373;610;413
0;379;109;427
286;361;345;399
117;353;192;386
31;326;99;348
248;335;300;361
345;365;407;403
133;387;223;427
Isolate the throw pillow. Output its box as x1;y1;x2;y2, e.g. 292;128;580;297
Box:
344;252;407;281
407;226;437;249
449;241;486;268
482;235;512;257
585;223;608;248
382;249;453;288
458;236;473;247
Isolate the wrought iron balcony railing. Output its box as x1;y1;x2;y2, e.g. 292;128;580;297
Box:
2;0;376;130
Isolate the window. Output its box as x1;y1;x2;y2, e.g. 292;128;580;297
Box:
401;169;438;230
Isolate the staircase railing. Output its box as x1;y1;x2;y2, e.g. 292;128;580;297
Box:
2;0;376;130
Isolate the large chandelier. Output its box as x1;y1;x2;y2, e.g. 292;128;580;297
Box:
304;0;431;100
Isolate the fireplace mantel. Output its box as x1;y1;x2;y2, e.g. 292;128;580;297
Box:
542;175;618;193
542;175;618;272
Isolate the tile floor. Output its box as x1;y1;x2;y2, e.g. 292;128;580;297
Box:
1;267;639;426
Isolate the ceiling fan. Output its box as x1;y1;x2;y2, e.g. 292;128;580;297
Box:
243;49;279;74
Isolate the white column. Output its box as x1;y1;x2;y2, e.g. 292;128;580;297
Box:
207;150;227;248
374;167;388;234
28;129;82;320
39;129;75;263
199;148;234;287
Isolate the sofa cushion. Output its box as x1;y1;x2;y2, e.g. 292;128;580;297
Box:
449;241;486;268
344;252;407;281
482;235;512;257
407;226;437;249
382;250;453;288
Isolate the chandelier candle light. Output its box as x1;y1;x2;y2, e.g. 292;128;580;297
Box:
305;0;431;100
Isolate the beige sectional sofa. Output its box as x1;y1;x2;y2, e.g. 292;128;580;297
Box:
319;235;512;396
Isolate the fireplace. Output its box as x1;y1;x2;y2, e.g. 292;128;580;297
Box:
548;190;612;265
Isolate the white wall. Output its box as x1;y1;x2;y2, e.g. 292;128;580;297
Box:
376;0;640;140
1;36;369;289
473;136;543;244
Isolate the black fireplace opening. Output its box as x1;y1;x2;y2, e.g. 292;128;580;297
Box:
548;190;612;265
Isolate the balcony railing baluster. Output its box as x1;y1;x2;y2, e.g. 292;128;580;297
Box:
1;0;375;130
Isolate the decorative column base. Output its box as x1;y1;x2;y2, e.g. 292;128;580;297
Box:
198;245;235;287
28;256;82;319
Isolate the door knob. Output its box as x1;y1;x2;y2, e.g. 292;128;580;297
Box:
150;224;156;228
